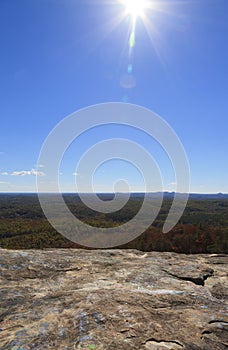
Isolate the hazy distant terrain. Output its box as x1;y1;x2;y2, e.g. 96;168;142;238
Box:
0;193;227;253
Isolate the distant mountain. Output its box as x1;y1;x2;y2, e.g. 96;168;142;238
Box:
1;192;228;200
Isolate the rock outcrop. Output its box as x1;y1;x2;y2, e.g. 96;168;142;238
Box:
0;249;227;349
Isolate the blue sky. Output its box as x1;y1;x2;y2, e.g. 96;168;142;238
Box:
0;0;227;193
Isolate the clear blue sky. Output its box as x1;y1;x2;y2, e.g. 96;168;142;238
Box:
0;0;227;193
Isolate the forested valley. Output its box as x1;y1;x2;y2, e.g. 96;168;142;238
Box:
0;193;227;254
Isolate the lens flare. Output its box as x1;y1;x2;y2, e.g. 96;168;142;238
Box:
129;32;136;48
117;0;166;99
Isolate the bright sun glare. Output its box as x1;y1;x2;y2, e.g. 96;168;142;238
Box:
122;0;148;20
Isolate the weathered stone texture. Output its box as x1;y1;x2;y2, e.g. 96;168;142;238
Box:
0;249;227;349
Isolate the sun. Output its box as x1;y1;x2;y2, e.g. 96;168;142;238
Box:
122;0;148;21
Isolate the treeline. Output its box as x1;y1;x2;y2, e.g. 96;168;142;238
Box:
120;224;228;254
0;194;227;254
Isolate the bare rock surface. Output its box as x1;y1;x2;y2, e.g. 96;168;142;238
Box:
0;248;227;349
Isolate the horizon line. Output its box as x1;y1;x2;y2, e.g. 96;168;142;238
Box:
0;191;227;195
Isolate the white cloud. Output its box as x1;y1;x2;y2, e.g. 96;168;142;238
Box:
1;169;45;176
72;172;79;176
38;164;44;168
0;181;9;184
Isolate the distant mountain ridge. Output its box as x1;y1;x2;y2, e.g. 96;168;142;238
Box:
1;192;228;200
